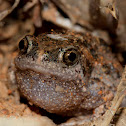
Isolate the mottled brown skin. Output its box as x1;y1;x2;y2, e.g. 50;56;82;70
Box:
15;31;122;116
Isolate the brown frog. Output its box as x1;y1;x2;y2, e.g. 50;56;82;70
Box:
14;31;122;116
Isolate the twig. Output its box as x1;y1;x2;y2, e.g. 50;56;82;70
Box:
0;0;20;21
93;66;126;126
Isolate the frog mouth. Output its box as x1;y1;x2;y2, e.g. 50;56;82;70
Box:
14;56;84;81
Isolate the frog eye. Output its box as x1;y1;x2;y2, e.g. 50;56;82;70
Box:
18;35;33;54
19;38;28;53
59;47;80;66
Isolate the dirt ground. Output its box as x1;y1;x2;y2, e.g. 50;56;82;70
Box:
0;0;126;126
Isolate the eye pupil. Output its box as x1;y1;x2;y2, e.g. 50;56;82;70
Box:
18;38;29;54
19;40;25;50
68;52;76;62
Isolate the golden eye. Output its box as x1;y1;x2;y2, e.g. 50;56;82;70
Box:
59;47;79;66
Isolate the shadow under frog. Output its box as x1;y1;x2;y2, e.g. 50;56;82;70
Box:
14;31;122;117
